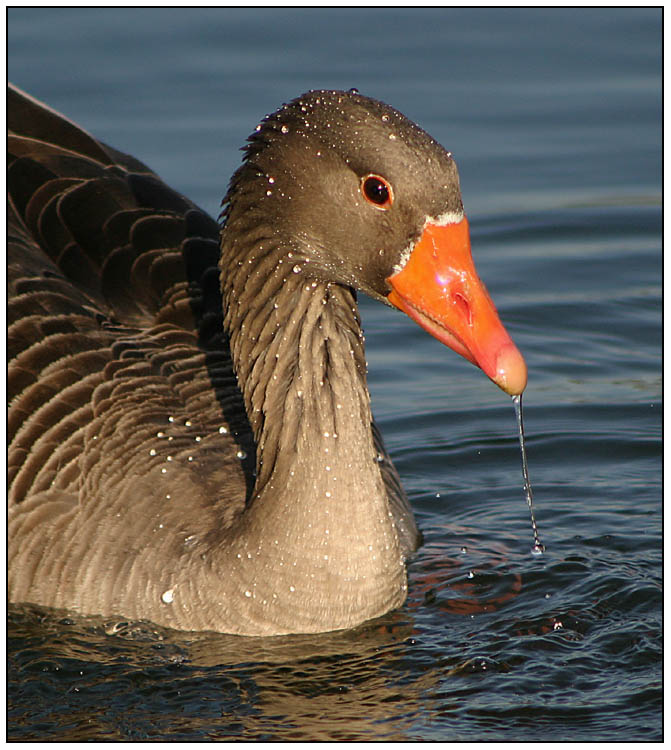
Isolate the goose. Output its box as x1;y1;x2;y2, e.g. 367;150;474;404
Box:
8;84;527;636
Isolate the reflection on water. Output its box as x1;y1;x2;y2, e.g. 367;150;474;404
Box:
9;604;429;741
9;508;661;741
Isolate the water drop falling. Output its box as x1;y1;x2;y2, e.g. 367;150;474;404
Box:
512;394;545;554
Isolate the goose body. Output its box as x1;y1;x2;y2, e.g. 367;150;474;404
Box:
8;85;526;635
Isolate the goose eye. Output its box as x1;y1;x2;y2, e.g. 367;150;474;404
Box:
361;174;393;209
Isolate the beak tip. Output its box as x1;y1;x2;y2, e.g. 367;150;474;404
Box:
493;343;528;396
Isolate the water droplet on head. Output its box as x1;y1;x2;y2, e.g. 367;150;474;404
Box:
281;124;289;134
161;588;174;604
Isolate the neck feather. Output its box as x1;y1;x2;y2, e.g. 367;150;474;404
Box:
213;219;407;634
222;222;370;489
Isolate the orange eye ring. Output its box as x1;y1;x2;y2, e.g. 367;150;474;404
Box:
361;174;393;209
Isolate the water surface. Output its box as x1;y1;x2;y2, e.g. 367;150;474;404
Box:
8;7;661;741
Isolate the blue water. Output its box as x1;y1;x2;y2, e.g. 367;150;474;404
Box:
8;8;661;741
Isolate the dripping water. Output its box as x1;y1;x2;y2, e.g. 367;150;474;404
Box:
512;394;545;554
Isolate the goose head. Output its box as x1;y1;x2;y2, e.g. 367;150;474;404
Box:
221;88;526;396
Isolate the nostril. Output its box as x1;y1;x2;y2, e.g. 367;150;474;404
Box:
453;292;472;327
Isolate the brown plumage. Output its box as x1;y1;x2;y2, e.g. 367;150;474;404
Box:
8;85;523;635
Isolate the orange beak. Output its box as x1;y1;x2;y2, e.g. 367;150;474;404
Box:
386;216;527;396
